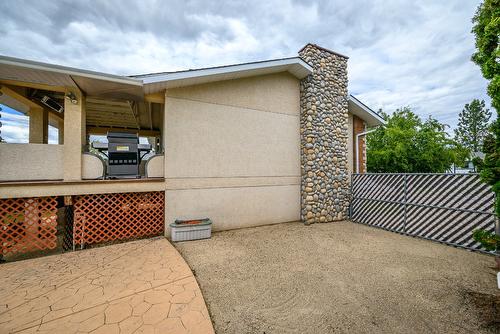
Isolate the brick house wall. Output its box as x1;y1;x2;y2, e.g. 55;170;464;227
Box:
352;115;366;173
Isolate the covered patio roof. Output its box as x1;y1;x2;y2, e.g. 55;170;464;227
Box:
0;55;144;100
0;55;314;99
0;55;381;131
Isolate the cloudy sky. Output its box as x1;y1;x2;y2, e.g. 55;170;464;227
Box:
0;0;492;142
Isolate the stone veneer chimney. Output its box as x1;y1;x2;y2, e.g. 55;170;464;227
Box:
298;43;350;224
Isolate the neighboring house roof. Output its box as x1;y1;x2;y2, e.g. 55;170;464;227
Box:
348;94;385;127
132;57;313;94
0;55;313;99
471;151;485;160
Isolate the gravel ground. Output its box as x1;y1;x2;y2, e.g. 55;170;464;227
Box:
175;221;500;334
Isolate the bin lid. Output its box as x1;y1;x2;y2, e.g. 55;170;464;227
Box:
170;218;212;227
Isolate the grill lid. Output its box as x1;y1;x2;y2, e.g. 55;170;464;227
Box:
107;132;138;139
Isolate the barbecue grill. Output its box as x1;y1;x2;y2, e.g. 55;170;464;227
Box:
91;132;152;178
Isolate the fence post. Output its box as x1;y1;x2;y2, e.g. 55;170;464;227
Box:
403;174;408;233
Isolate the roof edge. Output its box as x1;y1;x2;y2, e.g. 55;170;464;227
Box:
131;56;310;79
0;55;143;86
298;43;349;59
140;57;313;85
348;94;385;125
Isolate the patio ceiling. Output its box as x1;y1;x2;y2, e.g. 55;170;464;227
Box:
85;97;164;133
0;88;30;114
85;97;139;129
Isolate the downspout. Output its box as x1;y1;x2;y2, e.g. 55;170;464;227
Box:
355;129;377;174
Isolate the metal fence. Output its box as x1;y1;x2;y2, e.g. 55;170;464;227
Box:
349;173;497;251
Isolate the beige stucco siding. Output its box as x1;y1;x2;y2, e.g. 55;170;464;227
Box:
0;180;165;199
165;72;300;116
0;143;64;181
166;185;300;232
63;91;85;181
165;176;300;190
164;72;301;231
165;98;299;178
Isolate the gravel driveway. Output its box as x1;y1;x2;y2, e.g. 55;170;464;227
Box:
175;221;499;334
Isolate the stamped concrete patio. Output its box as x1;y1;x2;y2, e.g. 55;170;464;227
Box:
0;237;214;334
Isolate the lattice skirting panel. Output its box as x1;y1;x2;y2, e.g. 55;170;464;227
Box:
0;197;58;255
73;191;165;248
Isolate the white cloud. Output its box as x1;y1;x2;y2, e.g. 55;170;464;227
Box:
345;1;491;127
1;111;29;143
0;0;493;134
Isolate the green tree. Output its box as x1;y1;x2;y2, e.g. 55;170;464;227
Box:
366;107;463;173
472;0;500;111
470;0;500;264
454;99;491;154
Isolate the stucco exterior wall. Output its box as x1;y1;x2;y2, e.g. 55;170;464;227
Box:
0;143;64;181
166;185;300;232
165;72;300;116
63;91;85;181
164;72;301;231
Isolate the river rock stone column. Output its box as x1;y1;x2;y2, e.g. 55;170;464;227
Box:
299;44;350;224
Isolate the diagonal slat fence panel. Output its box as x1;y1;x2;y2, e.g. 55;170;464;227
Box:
350;173;496;252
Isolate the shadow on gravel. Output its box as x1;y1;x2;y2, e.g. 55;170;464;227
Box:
464;290;500;332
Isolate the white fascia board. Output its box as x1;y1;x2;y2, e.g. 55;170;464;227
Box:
348;94;385;125
0;55;143;86
141;57;313;84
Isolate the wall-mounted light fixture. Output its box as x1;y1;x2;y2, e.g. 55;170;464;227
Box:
65;92;78;104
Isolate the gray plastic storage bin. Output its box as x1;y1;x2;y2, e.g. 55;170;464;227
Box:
170;218;212;242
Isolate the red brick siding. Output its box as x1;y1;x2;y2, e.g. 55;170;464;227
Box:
352;115;366;173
